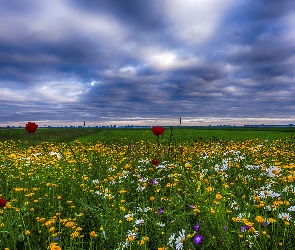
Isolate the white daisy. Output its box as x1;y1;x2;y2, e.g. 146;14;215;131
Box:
278;212;292;221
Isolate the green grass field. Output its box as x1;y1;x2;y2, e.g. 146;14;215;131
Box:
0;127;295;249
1;126;295;146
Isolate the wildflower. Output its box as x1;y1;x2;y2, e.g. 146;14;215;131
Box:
70;231;79;238
25;122;38;133
124;212;134;221
157;222;165;227
175;229;185;250
135;218;145;225
215;194;223;200
90;231;98;238
255;216;265;223
193;222;201;231
151;158;159;166
158;208;164;214
248;227;257;234
267;166;281;178
230;200;239;210
152;126;165;136
168;233;176;248
151;179;158;185
119;189;126;194
193;234;204;245
185;163;192;168
278;212;292;221
50;246;61;250
138;239;145;245
245;238;253;248
287;206;295;211
0;198;7;207
267;218;276;223
126;230;137;241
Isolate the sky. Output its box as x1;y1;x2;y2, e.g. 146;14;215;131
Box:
1;0;295;127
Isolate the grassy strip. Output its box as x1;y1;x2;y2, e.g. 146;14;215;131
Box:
0;128;101;147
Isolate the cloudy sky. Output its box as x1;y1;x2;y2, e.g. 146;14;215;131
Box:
1;0;295;127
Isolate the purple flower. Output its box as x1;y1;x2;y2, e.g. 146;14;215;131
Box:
158;208;164;214
193;222;201;231
241;225;250;232
194;234;204;245
151;179;158;185
260;221;270;227
223;226;227;230
189;205;194;209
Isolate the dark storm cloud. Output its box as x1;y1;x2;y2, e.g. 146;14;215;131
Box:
0;0;295;126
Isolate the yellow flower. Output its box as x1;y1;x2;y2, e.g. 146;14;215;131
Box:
126;217;133;221
255;216;265;223
185;163;192;168
215;194;223;200
137;240;145;245
70;231;79;238
248;227;256;234
206;187;214;192
119;189;126;194
268;218;276;223
90;231;98;238
50;246;61;250
25;230;30;235
65;222;75;228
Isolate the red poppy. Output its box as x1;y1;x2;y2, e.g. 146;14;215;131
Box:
151;126;165;136
0;198;7;207
25;122;38;133
151;158;159;166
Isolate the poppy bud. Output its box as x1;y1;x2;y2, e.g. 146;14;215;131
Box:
0;198;7;207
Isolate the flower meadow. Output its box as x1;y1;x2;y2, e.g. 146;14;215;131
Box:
0;129;295;249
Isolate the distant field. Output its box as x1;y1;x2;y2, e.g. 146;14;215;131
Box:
0;126;295;146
